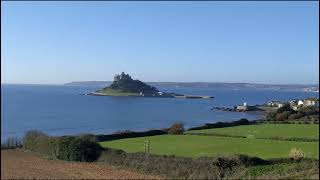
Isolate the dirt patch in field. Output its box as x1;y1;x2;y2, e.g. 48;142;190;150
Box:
1;149;160;179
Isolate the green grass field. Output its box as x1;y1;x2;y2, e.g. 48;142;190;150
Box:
96;88;139;96
100;135;319;159
186;124;319;139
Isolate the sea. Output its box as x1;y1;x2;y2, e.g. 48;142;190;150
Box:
1;84;318;140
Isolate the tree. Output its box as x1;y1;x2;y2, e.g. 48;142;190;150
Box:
276;104;294;114
168;123;185;134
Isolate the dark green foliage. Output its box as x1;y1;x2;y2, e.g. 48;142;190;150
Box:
1;137;23;149
258;136;319;142
276;104;294;114
288;112;304;120
68;136;102;162
188;118;253;131
266;111;276;120
275;111;292;121
298;106;319;116
98;148;318;179
107;72;159;94
245;160;319;179
266;105;319;123
95;129;167;142
23;131;102;162
98;148;269;179
56;136;75;160
167;123;185;134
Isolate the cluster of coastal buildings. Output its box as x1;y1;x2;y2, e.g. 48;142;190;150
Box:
235;97;319;112
267;98;319;111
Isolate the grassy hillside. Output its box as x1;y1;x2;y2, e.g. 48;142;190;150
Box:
96;89;140;96
186;124;319;139
100;135;319;159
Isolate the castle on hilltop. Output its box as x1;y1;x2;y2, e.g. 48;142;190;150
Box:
114;72;132;82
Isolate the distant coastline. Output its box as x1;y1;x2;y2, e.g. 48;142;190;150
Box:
64;81;319;92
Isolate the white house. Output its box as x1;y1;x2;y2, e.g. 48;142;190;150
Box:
304;98;319;107
292;106;299;111
298;100;304;106
267;101;284;107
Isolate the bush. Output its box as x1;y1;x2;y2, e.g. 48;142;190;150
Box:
98;148;269;179
276;104;294;114
288;112;304;120
275;112;285;121
266;112;276;121
289;148;305;160
167;123;185;134
23;130;58;157
23;130;102;162
68;136;102;162
298;106;319;116
56;136;103;162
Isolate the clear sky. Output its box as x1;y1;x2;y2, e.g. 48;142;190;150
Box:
1;1;319;85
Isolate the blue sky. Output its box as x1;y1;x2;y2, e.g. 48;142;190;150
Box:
1;1;319;84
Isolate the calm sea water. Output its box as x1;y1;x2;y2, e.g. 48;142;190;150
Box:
1;84;318;140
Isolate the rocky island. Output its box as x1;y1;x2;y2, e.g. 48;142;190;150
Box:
87;72;214;99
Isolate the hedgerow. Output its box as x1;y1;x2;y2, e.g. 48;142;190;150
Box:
23;130;102;162
97;148;269;179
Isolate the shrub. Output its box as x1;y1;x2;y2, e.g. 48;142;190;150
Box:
289;148;305;160
98;148;269;179
298;106;319;116
23;130;102;162
288;112;304;120
22;130;58;157
68;136;103;162
56;136;103;162
276;104;294;114
274;111;292;121
266;112;276;121
275;113;285;121
167;123;185;134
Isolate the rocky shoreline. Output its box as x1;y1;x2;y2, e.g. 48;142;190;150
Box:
84;92;214;99
211;106;264;112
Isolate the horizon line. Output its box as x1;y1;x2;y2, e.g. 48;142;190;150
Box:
1;81;319;86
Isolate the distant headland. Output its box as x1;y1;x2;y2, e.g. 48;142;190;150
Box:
86;72;213;99
65;81;318;92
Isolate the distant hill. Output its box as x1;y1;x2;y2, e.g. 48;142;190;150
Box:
64;81;318;92
64;81;112;87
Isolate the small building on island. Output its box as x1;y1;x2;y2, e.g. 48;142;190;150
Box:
267;100;285;107
236;102;256;111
